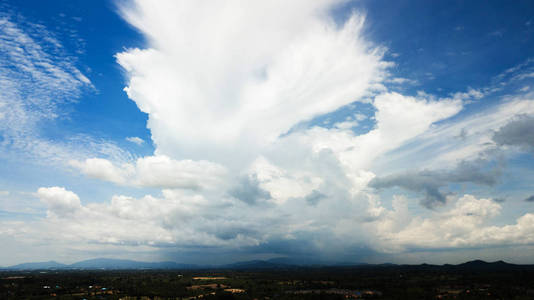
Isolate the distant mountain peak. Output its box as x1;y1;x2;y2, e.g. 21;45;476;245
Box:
8;260;68;270
460;259;511;265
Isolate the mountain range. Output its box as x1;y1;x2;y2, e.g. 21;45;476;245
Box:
2;258;532;271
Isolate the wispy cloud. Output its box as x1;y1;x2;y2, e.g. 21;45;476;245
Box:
0;13;130;165
125;136;144;145
488;29;504;38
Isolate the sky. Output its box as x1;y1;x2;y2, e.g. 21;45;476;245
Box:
0;0;534;266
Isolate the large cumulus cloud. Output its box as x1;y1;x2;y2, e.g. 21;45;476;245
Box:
15;0;534;263
6;187;530;263
115;0;389;166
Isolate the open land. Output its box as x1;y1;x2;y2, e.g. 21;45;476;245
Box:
1;261;534;299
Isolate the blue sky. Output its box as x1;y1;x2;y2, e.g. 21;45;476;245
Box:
1;0;534;265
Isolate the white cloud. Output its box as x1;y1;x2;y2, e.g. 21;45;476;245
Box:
134;156;227;189
116;0;389;166
73;91;462;198
69;158;132;184
361;194;534;252
388;77;417;85
126;136;144;145
0;187;529;263
375;96;534;174
249;157;323;205
70;155;227;190
37;187;82;218
21;187;263;248
333;119;360;130
291;93;462;177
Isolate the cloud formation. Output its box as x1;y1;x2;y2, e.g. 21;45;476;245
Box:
4;0;534;264
126;136;144;145
116;0;389;166
370;159;502;208
0;12;129;165
229;175;272;205
361;194;534;252
493;114;534;150
4;187;531;264
0;15;89;141
70;155;227;190
37;187;81;218
66;0;528;260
